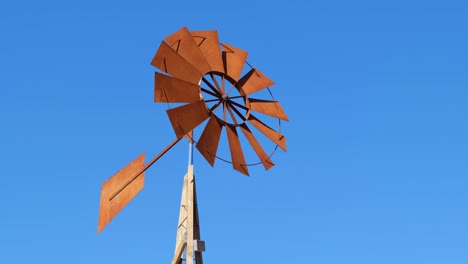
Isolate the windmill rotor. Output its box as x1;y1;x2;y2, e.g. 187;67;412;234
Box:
97;26;289;264
152;26;288;176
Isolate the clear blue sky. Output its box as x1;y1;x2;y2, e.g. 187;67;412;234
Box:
1;0;467;263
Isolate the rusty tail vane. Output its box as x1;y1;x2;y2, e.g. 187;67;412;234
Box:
98;137;182;233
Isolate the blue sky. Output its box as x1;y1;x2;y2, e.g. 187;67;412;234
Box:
1;0;468;263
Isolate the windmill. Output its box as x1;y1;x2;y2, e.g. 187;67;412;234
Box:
97;27;288;264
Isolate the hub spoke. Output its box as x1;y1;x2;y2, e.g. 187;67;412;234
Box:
202;77;222;96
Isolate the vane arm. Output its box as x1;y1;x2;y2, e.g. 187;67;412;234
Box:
109;137;183;201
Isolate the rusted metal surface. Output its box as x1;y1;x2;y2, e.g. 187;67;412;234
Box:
196;115;223;166
237;68;275;95
248;98;289;121
155;73;201;103
225;124;249;175
191;30;224;74
99;25;289;236
167;100;210;139
98;153;145;233
109;137;182;202
164;27;211;75
221;43;248;82
239;123;275;170
151;41;202;84
248;114;286;151
98;137;182;233
153;28;288;168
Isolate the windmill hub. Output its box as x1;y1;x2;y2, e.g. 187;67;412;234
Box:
198;72;251;126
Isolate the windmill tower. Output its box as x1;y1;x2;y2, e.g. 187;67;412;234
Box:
97;27;288;264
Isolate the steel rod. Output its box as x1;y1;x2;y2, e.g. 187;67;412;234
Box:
109;137;183;201
209;72;222;93
188;131;194;166
227;101;247;121
200;87;220;98
202;78;221;96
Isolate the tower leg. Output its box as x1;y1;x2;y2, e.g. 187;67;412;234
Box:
172;165;203;264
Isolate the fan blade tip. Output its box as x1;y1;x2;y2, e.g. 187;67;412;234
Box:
238;166;249;176
208;153;218;166
205;153;217;167
279;143;286;152
264;160;275;170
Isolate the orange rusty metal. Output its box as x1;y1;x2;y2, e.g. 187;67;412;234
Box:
98;153;145;233
155;73;201;103
248;114;286;151
248;98;289;121
225;124;249;175
191;30;224;74
221;43;248;82
196;115;223;166
237;68;275;95
239;123;275;170
98;26;290;234
151;41;202;84
164;27;211;75
98;137;182;233
167;100;210;139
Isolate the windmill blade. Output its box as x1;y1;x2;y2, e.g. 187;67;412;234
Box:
248;98;289;121
196;115;223;166
151;41;203;84
191;30;224;74
167;100;210;139
225;124;249;176
164;27;211;75
222;43;248;82
237;68;275;95
155;73;201;103
248;114;286;151
239;123;275;170
98;153;145;233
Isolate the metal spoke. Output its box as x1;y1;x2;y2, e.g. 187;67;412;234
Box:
227;101;246;121
201;87;221;98
202;77;221;96
221;74;225;94
210;73;222;93
223;101;227;122
226;103;238;125
210;100;223;112
226;83;237;96
228;99;248;111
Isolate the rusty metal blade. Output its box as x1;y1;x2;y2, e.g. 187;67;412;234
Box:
237;68;275;95
164;27;211;75
239;123;274;170
191;30;224;74
222;43;248;82
248;98;289;121
225;124;249;175
155;73;201;103
98;153;145;233
196;115;223;166
151;41;203;84
248;114;286;151
167;100;210;139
